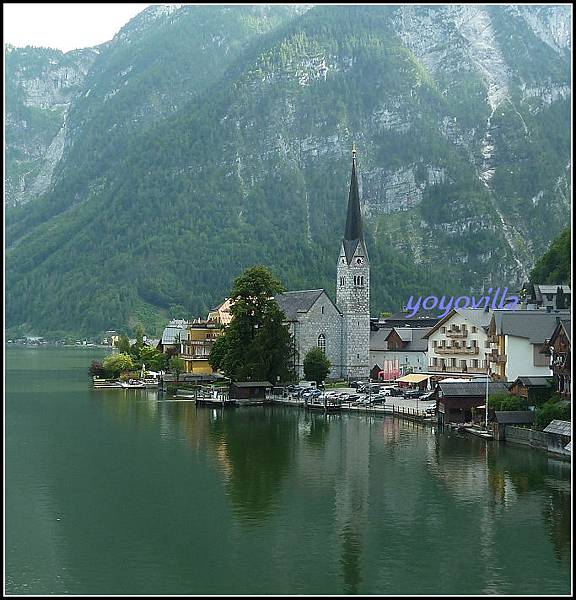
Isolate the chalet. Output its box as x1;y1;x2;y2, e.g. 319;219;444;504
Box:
423;308;492;378
542;318;571;399
509;376;554;405
370;326;430;380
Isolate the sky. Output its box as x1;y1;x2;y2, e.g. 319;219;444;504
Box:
4;3;152;52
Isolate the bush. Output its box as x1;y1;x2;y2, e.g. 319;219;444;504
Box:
534;395;571;430
89;360;105;378
488;392;528;411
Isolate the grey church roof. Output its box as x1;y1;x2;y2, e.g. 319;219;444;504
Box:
275;289;328;321
343;153;363;264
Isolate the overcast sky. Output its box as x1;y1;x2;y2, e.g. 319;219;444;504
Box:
4;3;152;52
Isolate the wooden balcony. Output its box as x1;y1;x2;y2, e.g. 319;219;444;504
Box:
434;346;479;355
446;330;468;338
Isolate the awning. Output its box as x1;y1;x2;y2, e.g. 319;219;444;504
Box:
395;374;431;384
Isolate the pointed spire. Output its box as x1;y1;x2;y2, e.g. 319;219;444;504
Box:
343;144;363;262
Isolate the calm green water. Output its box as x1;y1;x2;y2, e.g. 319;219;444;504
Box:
5;347;571;595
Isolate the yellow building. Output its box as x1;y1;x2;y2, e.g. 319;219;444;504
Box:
180;319;223;375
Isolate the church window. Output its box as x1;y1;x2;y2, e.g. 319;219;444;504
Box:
321;306;324;314
318;334;326;352
340;276;345;287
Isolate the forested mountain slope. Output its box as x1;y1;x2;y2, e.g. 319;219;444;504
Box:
5;4;571;337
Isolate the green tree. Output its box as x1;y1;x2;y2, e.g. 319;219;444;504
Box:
102;352;135;377
132;324;145;355
303;347;331;385
169;356;186;382
534;395;571;430
488;392;528;412
116;335;131;355
138;345;167;372
209;265;294;382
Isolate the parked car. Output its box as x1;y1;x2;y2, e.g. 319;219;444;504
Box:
404;389;423;398
387;387;403;397
350;381;365;389
419;391;436;402
370;395;387;404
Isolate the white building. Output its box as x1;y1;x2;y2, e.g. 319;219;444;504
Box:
488;309;570;382
423;309;492;377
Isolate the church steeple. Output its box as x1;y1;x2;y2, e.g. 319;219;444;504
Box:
343;144;364;264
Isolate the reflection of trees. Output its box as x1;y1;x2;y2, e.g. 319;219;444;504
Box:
98;390;158;429
543;488;571;562
207;407;299;523
340;523;361;594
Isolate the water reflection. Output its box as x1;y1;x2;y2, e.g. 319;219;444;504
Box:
206;407;299;524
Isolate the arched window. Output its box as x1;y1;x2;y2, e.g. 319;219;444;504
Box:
340;276;345;287
318;334;326;352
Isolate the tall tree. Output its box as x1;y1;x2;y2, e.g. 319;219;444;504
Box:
209;266;294;382
303;347;331;385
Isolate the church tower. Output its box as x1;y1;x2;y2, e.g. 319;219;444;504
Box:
336;145;370;379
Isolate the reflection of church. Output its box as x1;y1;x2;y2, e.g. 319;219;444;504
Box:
275;148;370;379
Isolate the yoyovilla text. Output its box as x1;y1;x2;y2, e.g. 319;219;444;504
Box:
405;287;519;319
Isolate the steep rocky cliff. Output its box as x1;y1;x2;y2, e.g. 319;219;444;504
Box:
5;4;571;337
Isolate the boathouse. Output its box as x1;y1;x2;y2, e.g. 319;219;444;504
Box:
229;381;273;399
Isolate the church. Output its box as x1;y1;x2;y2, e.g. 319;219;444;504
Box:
275;147;370;380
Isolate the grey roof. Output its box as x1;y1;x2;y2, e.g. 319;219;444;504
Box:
343;155;363;263
534;284;571;298
455;308;493;329
493;310;570;344
231;381;273;388
543;420;571;436
495;411;535;424
161;320;187;344
512;376;554;387
394;327;430;351
382;309;440;323
370;327;392;351
438;381;509;397
275;289;328;321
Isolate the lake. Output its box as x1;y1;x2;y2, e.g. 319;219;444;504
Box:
5;347;571;595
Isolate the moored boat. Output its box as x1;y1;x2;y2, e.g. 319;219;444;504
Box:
120;379;146;389
93;377;122;389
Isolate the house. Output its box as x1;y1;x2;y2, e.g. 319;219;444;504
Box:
180;320;223;376
436;380;510;425
531;284;571;309
370;326;430;379
488;309;570;382
229;381;272;399
423;308;493;377
542;318;571;399
208;298;234;326
156;319;188;353
542;420;571;456
509;376;554;405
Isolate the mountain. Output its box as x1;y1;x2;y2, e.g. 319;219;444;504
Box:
5;4;571;338
529;227;571;285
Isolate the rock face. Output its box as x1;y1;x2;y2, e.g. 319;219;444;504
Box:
4;4;571;337
5;46;98;208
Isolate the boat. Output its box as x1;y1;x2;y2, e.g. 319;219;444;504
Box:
305;400;342;412
120;379;146;389
140;365;160;388
93;376;122;389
